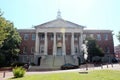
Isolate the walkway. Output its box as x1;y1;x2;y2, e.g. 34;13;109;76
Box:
0;63;120;80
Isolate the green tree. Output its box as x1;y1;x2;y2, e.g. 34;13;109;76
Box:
0;14;9;47
0;11;21;66
117;31;120;42
86;37;104;62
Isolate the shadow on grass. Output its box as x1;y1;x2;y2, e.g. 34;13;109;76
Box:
79;72;88;74
9;77;23;79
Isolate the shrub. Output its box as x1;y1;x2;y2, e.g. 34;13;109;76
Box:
12;67;26;78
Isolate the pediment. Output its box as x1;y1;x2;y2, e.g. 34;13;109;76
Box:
35;18;84;28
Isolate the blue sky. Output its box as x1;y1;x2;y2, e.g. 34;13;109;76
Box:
0;0;120;46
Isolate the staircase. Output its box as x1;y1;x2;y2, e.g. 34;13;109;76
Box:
53;56;65;67
65;55;75;65
40;55;54;68
29;55;79;70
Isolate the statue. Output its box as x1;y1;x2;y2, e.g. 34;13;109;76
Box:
81;40;88;70
81;40;88;61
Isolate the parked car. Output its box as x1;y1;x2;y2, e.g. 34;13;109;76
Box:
61;63;79;70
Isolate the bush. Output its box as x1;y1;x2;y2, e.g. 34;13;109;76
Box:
0;54;5;67
12;67;26;78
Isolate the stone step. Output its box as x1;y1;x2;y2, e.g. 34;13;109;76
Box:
65;56;75;64
53;56;65;67
40;56;54;67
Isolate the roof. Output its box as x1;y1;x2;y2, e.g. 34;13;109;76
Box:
35;18;85;28
84;29;113;33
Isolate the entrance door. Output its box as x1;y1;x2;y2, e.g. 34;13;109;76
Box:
57;47;62;56
37;57;41;66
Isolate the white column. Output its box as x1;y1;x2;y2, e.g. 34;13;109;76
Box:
62;33;66;55
71;32;75;55
35;32;39;54
80;32;83;54
44;32;47;55
53;32;56;55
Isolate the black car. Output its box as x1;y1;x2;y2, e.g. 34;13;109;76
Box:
61;63;79;70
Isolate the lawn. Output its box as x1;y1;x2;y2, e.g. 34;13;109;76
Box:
8;70;120;80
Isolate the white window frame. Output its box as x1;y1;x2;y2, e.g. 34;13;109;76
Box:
97;34;101;41
32;34;36;40
24;34;29;40
104;34;108;40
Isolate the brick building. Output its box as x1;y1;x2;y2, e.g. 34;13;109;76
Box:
18;11;114;68
114;45;120;60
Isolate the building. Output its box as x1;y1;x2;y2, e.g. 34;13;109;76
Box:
114;45;120;60
18;11;114;68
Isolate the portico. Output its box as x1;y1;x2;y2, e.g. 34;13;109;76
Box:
35;27;84;56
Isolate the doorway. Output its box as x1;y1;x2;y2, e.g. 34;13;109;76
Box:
37;57;41;66
57;47;62;56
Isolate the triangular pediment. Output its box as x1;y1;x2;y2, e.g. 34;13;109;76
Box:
35;18;84;28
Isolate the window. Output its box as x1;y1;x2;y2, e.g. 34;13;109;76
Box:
50;34;54;40
29;55;34;63
57;34;62;40
74;45;78;54
40;46;44;53
90;34;94;38
96;34;101;40
31;47;35;53
74;34;78;40
23;56;28;62
105;47;110;53
74;47;78;53
40;34;44;40
83;34;86;40
32;34;36;40
104;34;108;40
24;34;29;40
23;47;27;53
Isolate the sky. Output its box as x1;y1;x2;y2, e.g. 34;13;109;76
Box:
0;0;120;46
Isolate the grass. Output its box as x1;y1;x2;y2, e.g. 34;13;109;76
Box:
8;70;120;80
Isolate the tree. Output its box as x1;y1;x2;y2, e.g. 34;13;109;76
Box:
0;11;21;66
86;37;104;62
0;15;9;47
117;31;120;42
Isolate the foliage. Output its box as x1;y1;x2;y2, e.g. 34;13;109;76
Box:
86;37;104;61
0;53;5;67
9;70;120;80
0;10;21;66
117;31;120;42
12;67;26;78
0;14;9;47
